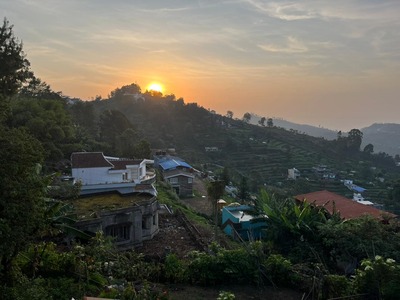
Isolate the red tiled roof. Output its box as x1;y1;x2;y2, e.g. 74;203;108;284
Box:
71;152;113;168
294;190;396;220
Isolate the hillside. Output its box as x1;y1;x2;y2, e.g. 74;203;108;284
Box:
249;114;338;140
68;93;399;207
361;123;400;156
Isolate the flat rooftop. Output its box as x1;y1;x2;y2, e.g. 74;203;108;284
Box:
68;193;154;220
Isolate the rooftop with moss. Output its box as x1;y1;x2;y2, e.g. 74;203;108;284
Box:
68;193;155;220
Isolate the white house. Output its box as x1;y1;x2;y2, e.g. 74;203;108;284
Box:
288;168;300;180
71;152;156;195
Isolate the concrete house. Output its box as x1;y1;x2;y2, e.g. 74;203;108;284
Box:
73;195;159;250
71;152;156;196
221;205;267;241
155;155;195;197
288;168;300;180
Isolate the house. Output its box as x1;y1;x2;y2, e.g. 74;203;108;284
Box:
205;146;219;152
288;168;300;180
353;193;374;206
71;152;156;196
72;194;159;250
294;190;396;220
155;155;195;197
221;204;267;241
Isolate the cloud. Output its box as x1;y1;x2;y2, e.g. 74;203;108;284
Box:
258;36;308;53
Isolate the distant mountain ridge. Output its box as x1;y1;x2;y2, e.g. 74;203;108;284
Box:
249;114;400;156
361;123;400;156
249;114;337;140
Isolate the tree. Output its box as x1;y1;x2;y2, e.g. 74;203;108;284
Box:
207;180;225;227
258;117;266;127
0;127;47;281
0;18;31;97
221;167;231;186
242;112;251;123
347;129;363;152
98;109;134;152
267;118;274;127
363;143;374;154
226;110;233;119
109;83;141;100
133;139;151;159
19;75;62;100
238;176;249;201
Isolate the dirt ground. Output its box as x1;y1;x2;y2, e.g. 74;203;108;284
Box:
179;177;213;216
137;178;217;259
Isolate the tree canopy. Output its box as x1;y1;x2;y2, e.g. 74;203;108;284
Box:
0;18;31;96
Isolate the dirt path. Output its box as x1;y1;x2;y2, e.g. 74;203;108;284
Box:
180;177;213;216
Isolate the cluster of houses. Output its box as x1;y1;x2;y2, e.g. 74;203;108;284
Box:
69;151;195;249
67;151;396;249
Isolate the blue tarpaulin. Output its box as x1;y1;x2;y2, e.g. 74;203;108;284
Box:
159;159;192;171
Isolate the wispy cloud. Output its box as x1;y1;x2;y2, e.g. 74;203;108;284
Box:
258;36;308;53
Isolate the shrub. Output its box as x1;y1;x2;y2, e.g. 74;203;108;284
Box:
264;254;292;287
321;274;352;299
354;256;400;300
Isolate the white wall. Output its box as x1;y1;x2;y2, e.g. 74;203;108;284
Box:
73;167;124;185
73;161;147;185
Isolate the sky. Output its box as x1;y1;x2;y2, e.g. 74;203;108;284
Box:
2;0;400;131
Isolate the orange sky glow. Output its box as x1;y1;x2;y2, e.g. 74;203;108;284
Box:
2;0;400;131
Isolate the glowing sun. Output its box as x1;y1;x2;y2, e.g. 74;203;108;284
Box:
147;82;163;93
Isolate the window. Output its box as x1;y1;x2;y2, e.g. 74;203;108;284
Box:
153;214;157;225
169;177;178;184
122;172;128;181
142;216;151;229
106;223;131;242
188;177;193;184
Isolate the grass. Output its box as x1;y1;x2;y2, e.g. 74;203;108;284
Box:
156;182;211;225
68;193;153;220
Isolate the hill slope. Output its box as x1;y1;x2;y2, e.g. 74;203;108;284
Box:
361;123;400;156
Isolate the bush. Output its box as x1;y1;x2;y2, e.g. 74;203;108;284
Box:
164;253;187;283
354;256;400;300
264;254;292;287
321;275;352;299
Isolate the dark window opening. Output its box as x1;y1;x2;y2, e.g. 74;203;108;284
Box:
106;223;131;242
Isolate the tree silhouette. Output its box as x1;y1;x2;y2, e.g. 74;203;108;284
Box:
0;18;31;96
242;112;251;123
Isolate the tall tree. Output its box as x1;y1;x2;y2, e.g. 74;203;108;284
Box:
363;143;374;154
347;129;363;152
238;176;249;201
0;127;47;281
0;18;31;97
226;110;233;119
267;118;274;127
242;112;251;123
258;117;266;127
98;109;134;152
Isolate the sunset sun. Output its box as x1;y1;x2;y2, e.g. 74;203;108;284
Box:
147;82;163;93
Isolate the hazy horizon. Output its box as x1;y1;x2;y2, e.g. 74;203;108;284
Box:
2;0;400;131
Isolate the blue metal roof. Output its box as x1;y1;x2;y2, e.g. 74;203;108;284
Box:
159;159;192;171
352;185;366;193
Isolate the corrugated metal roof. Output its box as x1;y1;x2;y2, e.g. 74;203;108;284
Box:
159;159;192;171
352;185;366;193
